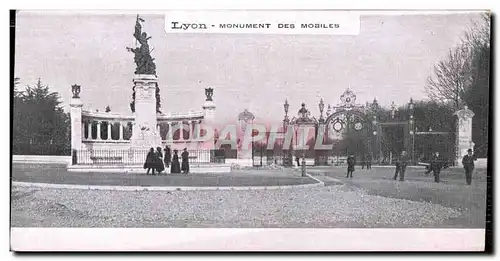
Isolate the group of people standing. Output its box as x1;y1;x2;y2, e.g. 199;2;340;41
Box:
344;149;477;185
391;150;447;183
143;146;190;175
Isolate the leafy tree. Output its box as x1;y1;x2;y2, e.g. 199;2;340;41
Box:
13;78;70;155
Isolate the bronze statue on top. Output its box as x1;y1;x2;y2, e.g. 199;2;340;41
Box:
127;15;156;75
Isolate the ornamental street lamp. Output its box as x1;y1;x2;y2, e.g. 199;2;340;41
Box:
408;98;415;164
371;98;379;163
284;99;290;121
318;98;325;123
283;99;290;166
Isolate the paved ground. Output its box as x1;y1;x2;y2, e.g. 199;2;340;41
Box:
10;164;488;228
12;164;315;187
310;166;488;228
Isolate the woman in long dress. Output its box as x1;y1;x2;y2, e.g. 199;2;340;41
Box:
155;147;165;174
164;145;172;168
143;148;156;175
170;149;181;173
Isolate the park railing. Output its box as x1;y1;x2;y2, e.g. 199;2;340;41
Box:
72;149;225;165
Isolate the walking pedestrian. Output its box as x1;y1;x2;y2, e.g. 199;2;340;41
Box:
143;147;156;175
462;149;477;185
181;148;190;174
346;154;355;178
394;151;408;181
295;156;301;167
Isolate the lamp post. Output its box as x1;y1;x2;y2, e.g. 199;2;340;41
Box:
283;99;290;166
408;98;415;164
318;98;325;123
371;98;379;163
317;98;325;165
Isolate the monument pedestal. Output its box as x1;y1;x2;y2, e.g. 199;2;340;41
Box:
236;149;253;167
130;74;162;150
454;106;475;166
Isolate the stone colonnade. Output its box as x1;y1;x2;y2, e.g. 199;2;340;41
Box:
82;118;204;142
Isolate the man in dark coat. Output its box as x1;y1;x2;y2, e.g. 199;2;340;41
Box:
181;148;190;174
361;154;366;169
426;151;444;183
394;151;408;181
144;147;156;175
462;149;477;185
346;155;355;178
366;153;372;170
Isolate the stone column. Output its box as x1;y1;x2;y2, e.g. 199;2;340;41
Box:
188;121;193;141
70;96;83;149
119;122;124;140
87;121;92;140
179;122;184;140
96;121;102;140
82;122;85;140
107;121;112;140
454;106;475;166
194;121;200;141
167;122;172;141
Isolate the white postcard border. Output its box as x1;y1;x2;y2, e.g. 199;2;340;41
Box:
11;228;485;251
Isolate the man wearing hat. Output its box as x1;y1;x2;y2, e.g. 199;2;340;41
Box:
462;149;477;185
426;151;444;183
181;148;190;174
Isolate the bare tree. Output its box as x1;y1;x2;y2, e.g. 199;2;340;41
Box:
425;44;473;110
425;12;490;110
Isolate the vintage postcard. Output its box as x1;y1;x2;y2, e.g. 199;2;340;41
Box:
10;9;491;251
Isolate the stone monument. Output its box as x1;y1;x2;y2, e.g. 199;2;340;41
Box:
127;15;162;149
237;109;255;167
130;75;162;148
203;87;216;123
70;84;83;150
454;106;475;165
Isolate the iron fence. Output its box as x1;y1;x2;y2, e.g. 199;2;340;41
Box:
73;149;225;165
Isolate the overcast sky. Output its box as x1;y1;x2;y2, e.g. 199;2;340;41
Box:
14;11;482;124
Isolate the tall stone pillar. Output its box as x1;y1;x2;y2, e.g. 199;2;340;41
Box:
454;106;475;166
130;74;162;149
70;85;83;150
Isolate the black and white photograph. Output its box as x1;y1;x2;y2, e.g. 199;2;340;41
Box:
10;9;491;251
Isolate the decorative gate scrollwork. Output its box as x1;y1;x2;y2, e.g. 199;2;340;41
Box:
324;89;374;158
